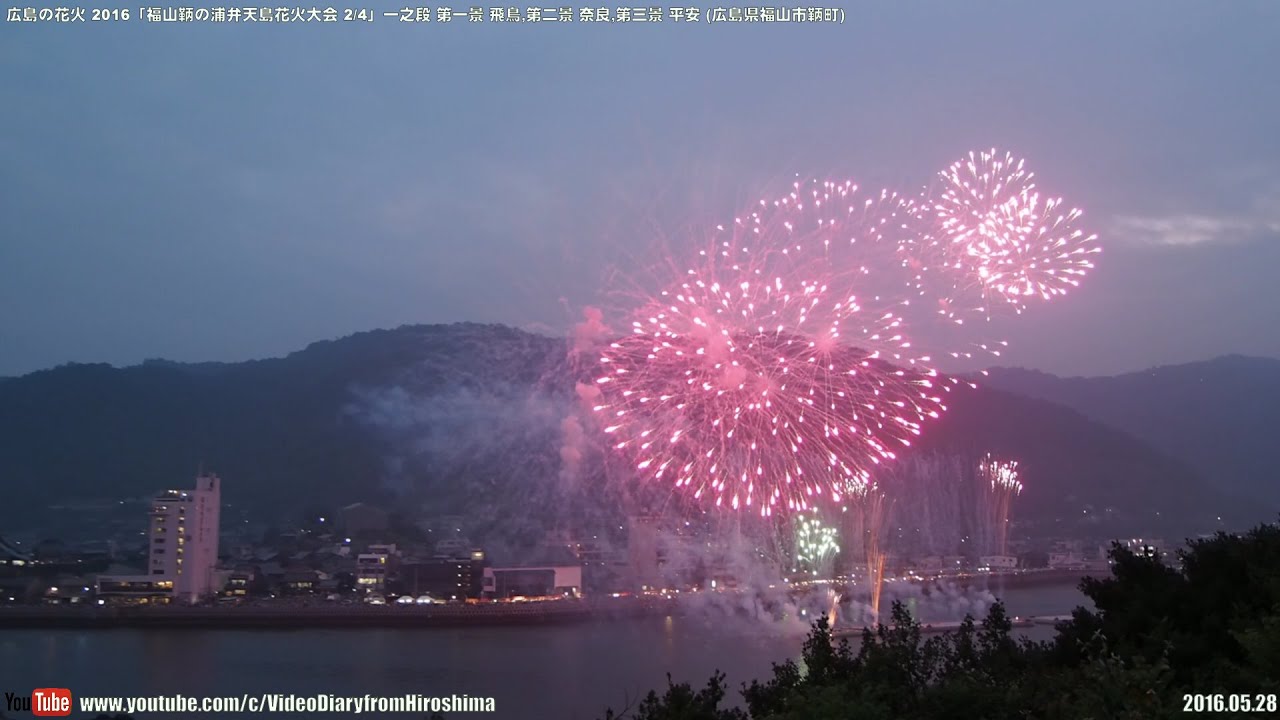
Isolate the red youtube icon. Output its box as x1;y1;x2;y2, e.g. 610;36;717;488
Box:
31;688;72;717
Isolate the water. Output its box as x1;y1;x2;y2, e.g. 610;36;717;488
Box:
0;584;1085;719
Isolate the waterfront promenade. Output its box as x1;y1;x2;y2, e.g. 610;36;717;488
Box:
0;595;680;629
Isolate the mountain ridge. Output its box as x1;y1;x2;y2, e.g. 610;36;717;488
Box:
982;355;1280;508
0;323;1264;540
982;353;1280;382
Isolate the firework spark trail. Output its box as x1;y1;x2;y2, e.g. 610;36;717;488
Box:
826;587;842;630
888;452;968;557
593;150;1094;520
978;453;1022;556
844;478;890;624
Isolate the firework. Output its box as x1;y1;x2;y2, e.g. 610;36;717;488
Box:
826;587;842;629
592;151;1093;520
927;149;1100;317
794;512;840;576
594;181;955;517
843;477;889;623
978;453;1022;555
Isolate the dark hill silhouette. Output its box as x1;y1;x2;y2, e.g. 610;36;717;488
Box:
915;384;1241;534
0;324;1257;538
982;355;1280;509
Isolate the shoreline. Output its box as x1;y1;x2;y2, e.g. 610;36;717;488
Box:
0;597;675;630
0;570;1090;631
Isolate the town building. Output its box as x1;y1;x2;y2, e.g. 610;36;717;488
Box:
1048;551;1086;569
279;569;323;594
482;565;582;599
356;543;398;591
979;555;1018;571
221;572;251;600
399;550;487;600
96;473;222;605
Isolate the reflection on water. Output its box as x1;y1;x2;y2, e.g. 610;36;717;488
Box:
0;584;1085;719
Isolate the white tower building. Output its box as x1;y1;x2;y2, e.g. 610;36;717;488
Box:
148;473;221;603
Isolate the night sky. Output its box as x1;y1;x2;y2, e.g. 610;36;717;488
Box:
3;0;1278;377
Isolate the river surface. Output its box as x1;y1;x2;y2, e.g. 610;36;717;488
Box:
0;583;1085;719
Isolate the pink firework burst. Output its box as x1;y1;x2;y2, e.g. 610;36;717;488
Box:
593;180;955;517
592;152;1097;517
928;149;1100;314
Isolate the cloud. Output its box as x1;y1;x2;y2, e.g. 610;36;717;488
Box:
1112;188;1280;248
1111;213;1257;247
375;161;568;241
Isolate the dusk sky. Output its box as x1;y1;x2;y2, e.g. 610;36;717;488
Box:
3;1;1278;378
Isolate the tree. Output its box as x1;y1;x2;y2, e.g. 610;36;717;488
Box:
600;672;747;720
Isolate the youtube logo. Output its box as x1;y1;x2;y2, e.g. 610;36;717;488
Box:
31;688;73;716
5;689;72;716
